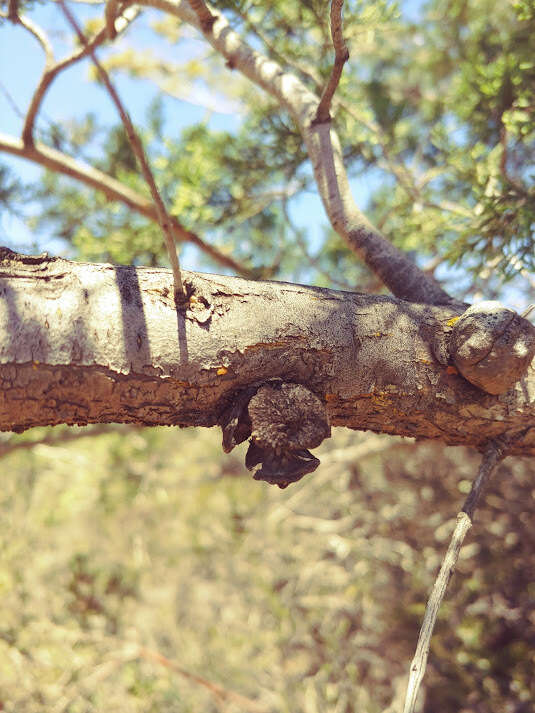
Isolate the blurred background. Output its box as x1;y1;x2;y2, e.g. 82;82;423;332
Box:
0;429;534;711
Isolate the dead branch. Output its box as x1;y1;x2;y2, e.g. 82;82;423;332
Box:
136;645;271;713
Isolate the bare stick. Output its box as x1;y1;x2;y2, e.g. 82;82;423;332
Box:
59;0;185;300
402;440;506;713
314;0;349;124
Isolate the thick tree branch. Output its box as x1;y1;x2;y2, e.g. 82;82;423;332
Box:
140;0;458;306
0;132;251;276
1;250;534;451
314;0;349;124
402;440;507;713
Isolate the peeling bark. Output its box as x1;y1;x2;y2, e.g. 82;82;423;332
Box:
1;249;534;455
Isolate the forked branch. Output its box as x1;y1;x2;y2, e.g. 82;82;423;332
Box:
314;0;349;124
21;6;139;146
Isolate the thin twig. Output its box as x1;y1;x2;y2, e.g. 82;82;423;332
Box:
0;80;25;119
402;440;507;713
21;6;139;146
314;0;349;124
59;0;185;300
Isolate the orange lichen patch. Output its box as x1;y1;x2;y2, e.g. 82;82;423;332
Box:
216;367;228;375
446;365;459;375
447;316;460;327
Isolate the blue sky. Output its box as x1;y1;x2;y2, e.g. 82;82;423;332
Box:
0;1;421;266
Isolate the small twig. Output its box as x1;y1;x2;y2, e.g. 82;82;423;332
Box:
314;0;349;124
402;440;507;713
187;0;217;32
0;80;25;119
59;0;185;301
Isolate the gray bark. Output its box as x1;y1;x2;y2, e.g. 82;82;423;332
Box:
1;250;534;455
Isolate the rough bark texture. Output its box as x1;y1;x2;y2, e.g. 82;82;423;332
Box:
1;250;535;455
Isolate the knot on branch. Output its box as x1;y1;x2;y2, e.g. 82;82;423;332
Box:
218;380;331;489
450;301;535;395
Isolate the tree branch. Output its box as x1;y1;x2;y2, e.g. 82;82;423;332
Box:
59;0;185;301
314;0;349;124
402;440;507;713
105;0;122;39
0;132;251;276
140;0;459;306
187;0;216;32
1;250;534;452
